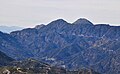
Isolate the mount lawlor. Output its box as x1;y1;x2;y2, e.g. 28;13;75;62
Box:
0;18;120;74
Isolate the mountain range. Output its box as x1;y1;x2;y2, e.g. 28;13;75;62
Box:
0;18;120;74
0;26;23;33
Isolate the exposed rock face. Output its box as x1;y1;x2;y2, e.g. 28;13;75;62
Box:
0;18;120;74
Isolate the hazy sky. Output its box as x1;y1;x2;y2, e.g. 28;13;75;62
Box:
0;0;120;27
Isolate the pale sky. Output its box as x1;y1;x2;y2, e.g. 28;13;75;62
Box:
0;0;120;27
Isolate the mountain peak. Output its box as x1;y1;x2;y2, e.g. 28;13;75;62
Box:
35;24;45;29
49;19;68;24
73;18;93;26
47;19;68;28
53;19;67;23
55;19;66;22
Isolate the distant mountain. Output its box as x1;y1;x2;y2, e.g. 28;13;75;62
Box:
0;26;23;33
0;18;120;74
0;51;14;66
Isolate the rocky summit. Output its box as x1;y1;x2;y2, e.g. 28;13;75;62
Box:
0;18;120;74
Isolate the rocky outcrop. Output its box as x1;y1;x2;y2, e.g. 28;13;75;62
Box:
0;59;100;74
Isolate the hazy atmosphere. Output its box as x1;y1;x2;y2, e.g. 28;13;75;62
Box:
0;0;120;27
0;0;120;74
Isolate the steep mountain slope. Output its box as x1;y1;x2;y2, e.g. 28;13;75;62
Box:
0;51;14;66
0;18;120;74
0;31;33;60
